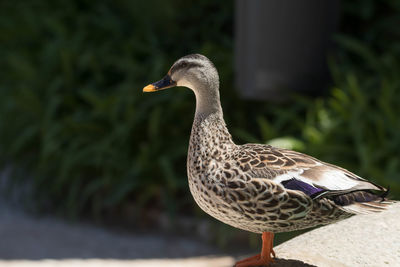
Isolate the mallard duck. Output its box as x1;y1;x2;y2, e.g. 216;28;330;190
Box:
143;54;393;267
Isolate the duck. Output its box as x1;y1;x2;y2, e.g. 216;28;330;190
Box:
143;54;393;267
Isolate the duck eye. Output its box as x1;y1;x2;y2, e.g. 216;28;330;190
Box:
181;62;188;68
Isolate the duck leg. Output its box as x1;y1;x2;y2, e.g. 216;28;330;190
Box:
235;232;275;267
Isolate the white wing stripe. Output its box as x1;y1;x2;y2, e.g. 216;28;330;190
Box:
273;169;359;191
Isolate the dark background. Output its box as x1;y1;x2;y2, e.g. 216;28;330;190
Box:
0;0;399;248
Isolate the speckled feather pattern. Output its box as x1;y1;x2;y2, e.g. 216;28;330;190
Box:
187;113;351;234
146;54;391;237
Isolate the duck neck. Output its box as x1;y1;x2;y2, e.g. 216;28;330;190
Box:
190;89;234;151
193;83;223;119
190;111;235;155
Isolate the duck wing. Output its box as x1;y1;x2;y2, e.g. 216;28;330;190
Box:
235;144;392;214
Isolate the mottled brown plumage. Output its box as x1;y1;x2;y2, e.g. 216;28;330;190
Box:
187;113;355;233
144;54;394;266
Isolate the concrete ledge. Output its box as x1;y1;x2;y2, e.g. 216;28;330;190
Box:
273;202;400;267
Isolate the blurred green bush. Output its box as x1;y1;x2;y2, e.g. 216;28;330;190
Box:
0;0;233;219
0;0;399;235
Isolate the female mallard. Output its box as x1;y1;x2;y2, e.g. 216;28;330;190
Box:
143;54;392;267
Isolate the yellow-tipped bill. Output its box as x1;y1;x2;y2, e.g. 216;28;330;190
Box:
143;74;176;92
143;84;157;92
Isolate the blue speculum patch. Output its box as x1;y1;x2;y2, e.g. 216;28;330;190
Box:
281;178;325;198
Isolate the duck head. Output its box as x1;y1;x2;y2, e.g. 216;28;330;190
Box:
143;54;222;116
143;54;218;93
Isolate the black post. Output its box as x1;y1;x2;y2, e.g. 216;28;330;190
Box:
235;0;340;101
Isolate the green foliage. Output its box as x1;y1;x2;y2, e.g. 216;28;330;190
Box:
0;0;233;218
0;0;399;234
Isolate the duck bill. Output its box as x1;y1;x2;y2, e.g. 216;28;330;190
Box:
143;74;177;92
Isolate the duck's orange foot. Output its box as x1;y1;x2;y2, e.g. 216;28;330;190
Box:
235;232;275;267
235;253;274;267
